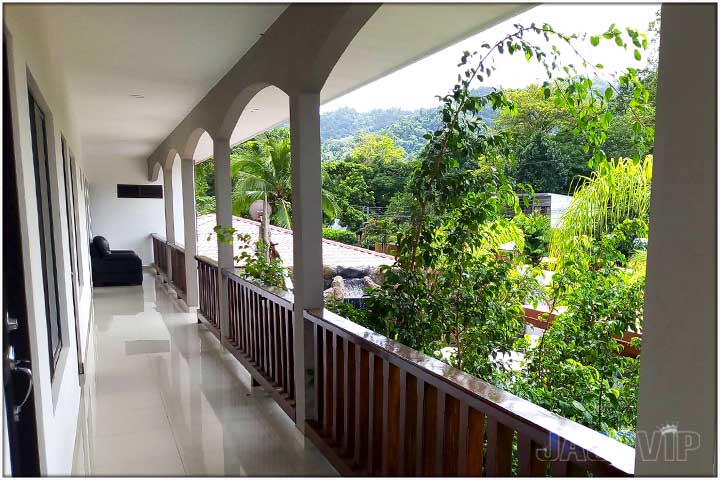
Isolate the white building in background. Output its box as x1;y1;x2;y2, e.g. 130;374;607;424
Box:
519;192;573;227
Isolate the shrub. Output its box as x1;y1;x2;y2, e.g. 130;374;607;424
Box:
513;212;551;264
322;228;357;245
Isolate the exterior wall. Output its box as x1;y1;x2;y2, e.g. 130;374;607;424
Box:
4;11;86;474
548;193;572;228
84;156;165;265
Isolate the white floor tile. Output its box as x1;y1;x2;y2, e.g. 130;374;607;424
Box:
77;272;337;476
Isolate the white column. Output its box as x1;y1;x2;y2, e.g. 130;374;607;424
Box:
162;165;175;281
635;4;716;475
181;157;199;306
289;92;324;429
163;165;176;243
214;138;233;340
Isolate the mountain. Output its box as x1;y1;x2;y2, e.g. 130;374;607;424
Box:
319;86;499;160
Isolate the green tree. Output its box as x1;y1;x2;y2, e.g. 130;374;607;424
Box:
322;161;374;231
230;128;337;228
346;133;406;164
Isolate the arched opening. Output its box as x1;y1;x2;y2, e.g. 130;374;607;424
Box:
184;129;215;261
206;85;294;279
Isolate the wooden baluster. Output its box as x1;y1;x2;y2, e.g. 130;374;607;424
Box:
354;348;369;471
382;362;401;476
367;354;384;475
402;374;418;476
281;307;289;394
285;310;295;398
461;406;485;476
434;390;447;476
269;302;277;384
323;328;333;438
396;370;407;476
332;333;344;445
245;287;252;354
422;383;437;476
518;433;548;476
441;395;460;477
486;418;513;476
239;285;246;352
313;324;324;425
415;379;425;476
264;298;271;375
253;292;259;363
260;297;267;374
274;303;281;385
267;299;274;378
228;280;234;343
343;339;355;456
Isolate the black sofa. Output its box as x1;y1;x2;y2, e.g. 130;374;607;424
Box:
90;236;143;286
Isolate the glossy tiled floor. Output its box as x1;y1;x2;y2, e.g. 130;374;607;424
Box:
72;271;336;476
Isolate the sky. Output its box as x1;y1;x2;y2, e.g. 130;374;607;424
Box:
321;4;660;113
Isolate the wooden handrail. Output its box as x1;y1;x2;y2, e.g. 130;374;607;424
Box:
194;255;218;267
222;268;294;310
303;307;635;476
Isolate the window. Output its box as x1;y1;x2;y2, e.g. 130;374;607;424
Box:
28;92;62;377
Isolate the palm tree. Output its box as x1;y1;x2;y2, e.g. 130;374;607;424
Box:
230;130;337;228
549;155;653;263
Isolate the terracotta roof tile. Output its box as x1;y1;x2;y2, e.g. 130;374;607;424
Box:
195;214;394;269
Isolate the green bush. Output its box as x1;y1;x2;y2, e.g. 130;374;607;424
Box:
513;212;551;264
322;228;357;245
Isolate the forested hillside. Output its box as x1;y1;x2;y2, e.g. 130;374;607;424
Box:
320;87;497;160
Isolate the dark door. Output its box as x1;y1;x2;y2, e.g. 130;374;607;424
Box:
3;40;41;477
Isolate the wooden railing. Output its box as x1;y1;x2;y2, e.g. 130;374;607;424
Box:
151;234;168;275
191;263;634;476
196;256;220;335
168;242;186;298
303;308;635;477
223;269;296;419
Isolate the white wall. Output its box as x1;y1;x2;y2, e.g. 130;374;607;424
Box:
85;155;165;265
4;8;87;474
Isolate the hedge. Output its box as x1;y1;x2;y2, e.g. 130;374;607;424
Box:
322;228;357;245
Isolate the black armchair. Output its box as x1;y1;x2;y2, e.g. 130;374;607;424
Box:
90;236;143;286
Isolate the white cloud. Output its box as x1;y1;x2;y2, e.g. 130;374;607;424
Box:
322;4;659;113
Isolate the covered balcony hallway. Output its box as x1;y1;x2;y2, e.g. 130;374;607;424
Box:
3;3;716;477
71;270;335;476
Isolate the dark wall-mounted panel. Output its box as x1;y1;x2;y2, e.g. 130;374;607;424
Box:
117;184;163;199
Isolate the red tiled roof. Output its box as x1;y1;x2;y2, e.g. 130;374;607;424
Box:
195;214;394;269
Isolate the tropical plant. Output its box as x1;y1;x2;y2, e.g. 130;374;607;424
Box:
322;228;357;245
550;155;652;263
230;129;337;227
513;212;551;265
211;226;287;289
509;229;644;445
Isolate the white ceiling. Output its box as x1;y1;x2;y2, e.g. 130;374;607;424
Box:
20;4;288;168
12;4;528;167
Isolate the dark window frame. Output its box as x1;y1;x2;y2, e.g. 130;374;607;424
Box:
28;92;62;378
